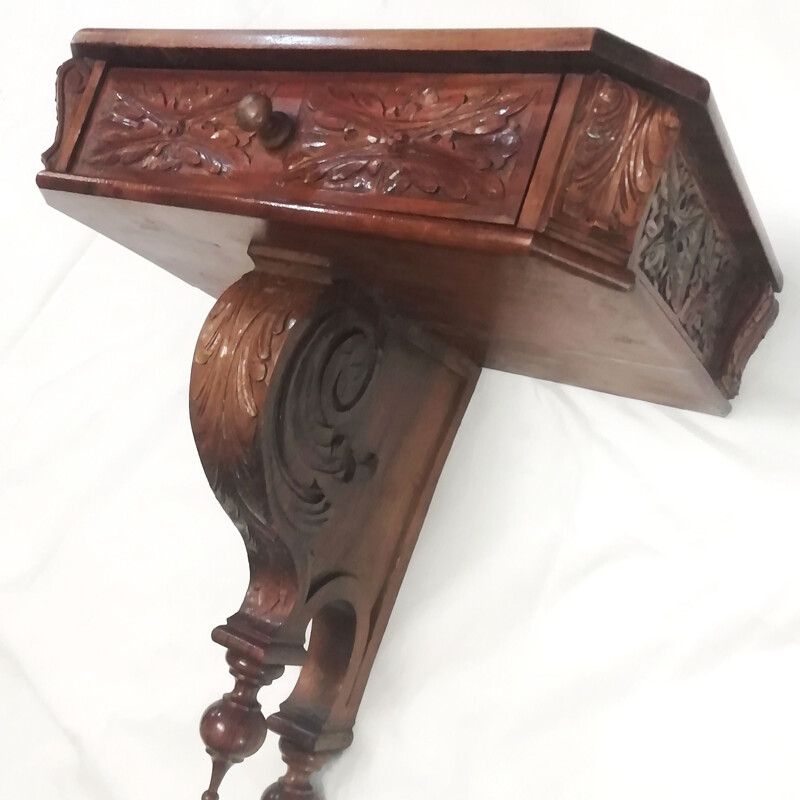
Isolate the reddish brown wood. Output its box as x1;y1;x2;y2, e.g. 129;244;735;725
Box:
66;27;781;292
42;58;102;172
719;282;779;398
262;737;332;800
35;29;784;800
544;75;679;249
29;183;741;416
200;656;286;800
519;73;583;230
37;172;535;253
67;28;709;102
69;68;558;224
518;72;682;289
189;270;476;800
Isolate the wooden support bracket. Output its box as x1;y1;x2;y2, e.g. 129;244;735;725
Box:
36;28;784;800
189;270;477;800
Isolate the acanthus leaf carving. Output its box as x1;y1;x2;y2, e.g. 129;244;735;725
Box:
189;273;382;553
636;147;777;396
86;81;262;174
190;272;315;553
188;270;477;800
548;73;681;254
282;83;535;202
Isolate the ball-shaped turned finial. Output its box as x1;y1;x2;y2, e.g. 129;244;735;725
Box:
199;695;268;761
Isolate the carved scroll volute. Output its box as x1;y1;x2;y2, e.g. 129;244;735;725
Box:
189;271;386;800
41;58;94;170
190;273;385;621
259;284;383;538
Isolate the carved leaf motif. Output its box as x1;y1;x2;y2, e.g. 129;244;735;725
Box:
638;150;741;362
87;82;258;174
191;280;297;469
555;74;680;243
190;274;383;550
620;102;680;227
190;273;315;550
283;83;533;202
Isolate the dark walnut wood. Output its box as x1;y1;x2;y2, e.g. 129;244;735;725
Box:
189;269;476;799
37;27;783;800
633;147;778;392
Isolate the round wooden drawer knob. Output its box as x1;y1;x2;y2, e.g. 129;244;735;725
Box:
235;93;294;149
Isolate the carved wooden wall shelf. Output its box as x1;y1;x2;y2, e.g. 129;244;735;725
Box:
38;28;781;800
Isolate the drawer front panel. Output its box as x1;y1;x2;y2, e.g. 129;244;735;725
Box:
73;69;560;224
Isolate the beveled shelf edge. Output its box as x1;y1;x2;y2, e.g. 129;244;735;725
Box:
36;170;638;292
35;171;534;256
70;27;708;102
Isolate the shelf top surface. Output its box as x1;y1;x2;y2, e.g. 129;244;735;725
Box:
72;27;709;103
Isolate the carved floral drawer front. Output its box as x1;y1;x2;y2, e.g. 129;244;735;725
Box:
73;68;560;224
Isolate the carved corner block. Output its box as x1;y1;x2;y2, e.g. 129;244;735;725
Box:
523;72;681;287
41;58;105;173
189;270;477;800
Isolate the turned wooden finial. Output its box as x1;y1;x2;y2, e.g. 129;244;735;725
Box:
200;650;285;800
261;737;331;800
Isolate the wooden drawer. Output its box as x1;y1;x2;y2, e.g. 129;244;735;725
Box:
72;68;560;224
39;30;781;419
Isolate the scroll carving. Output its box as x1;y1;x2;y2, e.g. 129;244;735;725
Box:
188;270;476;800
84;81;261;174
190;273;384;555
719;283;778;398
283;83;535;202
264;301;381;535
190;272;310;557
545;73;680;259
41;58;93;170
189;273;386;800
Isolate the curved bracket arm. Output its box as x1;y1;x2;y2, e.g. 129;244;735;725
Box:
189;269;477;800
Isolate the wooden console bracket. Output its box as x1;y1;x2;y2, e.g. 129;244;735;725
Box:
36;27;784;800
189;269;477;800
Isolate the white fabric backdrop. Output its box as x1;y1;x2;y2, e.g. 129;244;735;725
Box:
2;3;799;799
